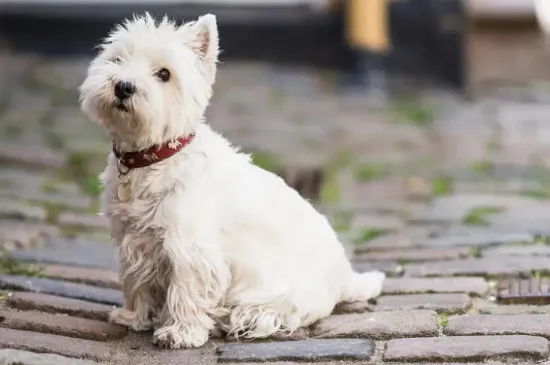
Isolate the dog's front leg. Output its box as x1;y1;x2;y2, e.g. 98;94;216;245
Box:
153;229;229;349
110;232;156;332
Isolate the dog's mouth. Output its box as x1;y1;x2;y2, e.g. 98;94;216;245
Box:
114;102;129;112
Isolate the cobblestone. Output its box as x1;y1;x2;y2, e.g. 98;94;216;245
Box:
375;293;472;314
0;275;123;306
11;237;118;270
405;256;550;277
383;277;488;296
57;212;108;230
0;349;98;365
40;264;120;289
0;142;65;169
0;309;127;341
0;328;114;362
444;314;550;338
217;339;374;362
0;220;59;250
384;335;549;362
355;247;471;262
312;310;438;340
6;292;112;321
0;201;46;222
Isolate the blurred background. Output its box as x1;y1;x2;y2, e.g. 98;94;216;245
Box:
1;0;550;253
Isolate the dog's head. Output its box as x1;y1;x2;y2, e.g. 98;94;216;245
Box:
79;13;219;150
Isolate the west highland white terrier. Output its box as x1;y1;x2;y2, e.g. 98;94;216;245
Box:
79;13;385;349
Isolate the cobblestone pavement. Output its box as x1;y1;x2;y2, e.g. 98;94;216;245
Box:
4;47;550;364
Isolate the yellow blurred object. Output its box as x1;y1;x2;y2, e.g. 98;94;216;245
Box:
346;0;389;52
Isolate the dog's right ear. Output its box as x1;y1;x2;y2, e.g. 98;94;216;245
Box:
184;14;219;65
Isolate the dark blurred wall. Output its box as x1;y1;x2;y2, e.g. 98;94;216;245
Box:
0;0;465;89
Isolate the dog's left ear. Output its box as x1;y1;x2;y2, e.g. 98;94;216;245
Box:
186;14;219;64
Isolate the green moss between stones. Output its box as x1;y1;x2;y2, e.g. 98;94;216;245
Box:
0;251;42;277
462;206;503;226
352;228;391;244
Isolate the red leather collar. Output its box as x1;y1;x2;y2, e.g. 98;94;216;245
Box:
113;133;195;169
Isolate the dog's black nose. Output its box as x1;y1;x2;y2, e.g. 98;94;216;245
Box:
114;81;136;100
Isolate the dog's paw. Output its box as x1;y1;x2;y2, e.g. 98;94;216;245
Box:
109;307;152;332
153;325;209;349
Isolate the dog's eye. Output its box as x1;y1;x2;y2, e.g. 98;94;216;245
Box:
156;68;171;82
113;56;123;64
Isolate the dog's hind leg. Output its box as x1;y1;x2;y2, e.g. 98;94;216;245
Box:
222;300;301;340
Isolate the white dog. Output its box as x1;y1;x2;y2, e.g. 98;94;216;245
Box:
79;13;385;349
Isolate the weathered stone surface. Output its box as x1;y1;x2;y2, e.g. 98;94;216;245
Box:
0;201;46;222
57;213;108;230
444;314;550;338
483;244;550;256
6;292;112;321
355;247;470;262
0;309;127;341
312;310;438;340
0;349;98;365
383;277;488;296
405;257;550;277
350;214;404;231
0;221;59;250
375;293;471;314
352;261;403;276
0;328;113;362
11;237;118;270
384;335;549;362
0;275;123;306
354;227;435;251
422;232;534;248
412;194;542;224
475;297;550;315
0;143;65;169
217;339;374;362
40;264;120;289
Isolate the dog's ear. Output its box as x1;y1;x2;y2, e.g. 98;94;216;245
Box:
185;14;219;63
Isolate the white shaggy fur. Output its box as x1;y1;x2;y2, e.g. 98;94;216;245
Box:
79;13;385;349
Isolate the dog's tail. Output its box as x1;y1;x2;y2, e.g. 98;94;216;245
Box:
341;271;386;302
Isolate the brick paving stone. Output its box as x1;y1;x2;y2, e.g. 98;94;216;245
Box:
0;143;65;169
375;293;472;314
217;339;374;362
353;227;436;251
57;213;108;230
0;328;114;362
11;237;118;270
312;310;438;340
350;214;404;231
0;275;123;306
0;201;46;222
6;292;112;321
0;309;127;341
411;194;542;224
482;244;550;256
40;264;120;289
422;232;534;248
444;314;550;338
0;349;98;365
383;277;488;296
404;257;550;277
354;247;471;262
1;190;92;211
0;220;59;250
351;261;403;277
383;335;549;362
